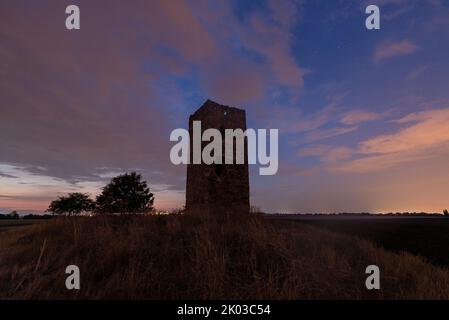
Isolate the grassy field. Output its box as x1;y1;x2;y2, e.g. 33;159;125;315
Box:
1;214;449;299
271;215;449;268
0;219;50;231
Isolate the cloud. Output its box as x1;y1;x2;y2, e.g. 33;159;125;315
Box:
170;0;305;107
321;147;353;163
201;59;266;106
425;0;449;32
298;145;352;163
331;149;432;174
360;108;449;154
340;110;384;125
297;145;330;157
377;0;417;20
333;108;449;173
406;65;431;80
373;39;419;64
286;105;336;133
0;0;306;211
305;126;358;142
0;172;18;179
277;89;351;135
276;160;321;177
248;2;304;89
0;1;206;210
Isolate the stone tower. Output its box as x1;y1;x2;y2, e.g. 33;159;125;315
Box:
186;99;250;215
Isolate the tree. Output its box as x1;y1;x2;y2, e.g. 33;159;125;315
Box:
8;210;19;219
95;172;154;214
444;209;449;216
47;193;95;215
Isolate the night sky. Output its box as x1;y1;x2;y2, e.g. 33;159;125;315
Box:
1;0;449;213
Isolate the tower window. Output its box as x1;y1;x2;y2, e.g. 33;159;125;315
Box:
215;163;222;176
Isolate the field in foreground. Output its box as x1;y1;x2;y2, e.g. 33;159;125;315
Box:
0;219;49;232
270;215;449;268
1;214;449;299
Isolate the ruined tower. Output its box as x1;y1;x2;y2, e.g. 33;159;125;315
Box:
185;99;250;215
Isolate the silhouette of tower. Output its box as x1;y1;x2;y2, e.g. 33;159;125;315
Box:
186;99;250;215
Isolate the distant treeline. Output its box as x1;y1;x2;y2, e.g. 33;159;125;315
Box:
0;213;53;220
269;211;448;216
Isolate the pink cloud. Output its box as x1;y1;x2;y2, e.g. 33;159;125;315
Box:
332;108;449;173
340;110;384;125
305;126;358;142
169;0;305;105
201;59;267;105
331;150;432;174
244;17;303;89
373;39;419;64
234;0;305;92
360;108;449;154
321;147;353;163
298;144;353;167
297;145;330;157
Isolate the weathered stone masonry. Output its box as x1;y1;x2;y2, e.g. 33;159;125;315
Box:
185;100;250;215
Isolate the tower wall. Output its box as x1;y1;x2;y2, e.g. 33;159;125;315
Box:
185;100;250;215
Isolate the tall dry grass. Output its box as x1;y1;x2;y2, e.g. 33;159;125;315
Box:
0;214;448;299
